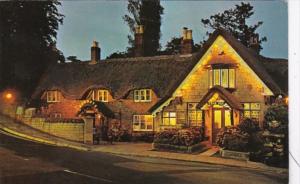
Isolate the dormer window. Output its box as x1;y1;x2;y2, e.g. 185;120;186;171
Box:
46;90;61;102
134;89;151;102
98;90;108;102
87;89;109;102
209;67;235;88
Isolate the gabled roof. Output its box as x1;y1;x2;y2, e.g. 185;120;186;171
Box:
32;28;286;114
197;86;243;110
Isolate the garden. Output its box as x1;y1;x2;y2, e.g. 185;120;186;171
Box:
152;127;207;153
216;103;288;167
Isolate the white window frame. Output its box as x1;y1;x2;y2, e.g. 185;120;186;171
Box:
134;89;151;102
46;91;60;102
132;115;153;131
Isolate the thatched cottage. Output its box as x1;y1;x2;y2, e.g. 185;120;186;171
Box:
31;28;287;144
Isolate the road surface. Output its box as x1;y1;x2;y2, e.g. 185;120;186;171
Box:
0;130;288;184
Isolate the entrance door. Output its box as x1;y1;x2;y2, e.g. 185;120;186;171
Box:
212;109;231;144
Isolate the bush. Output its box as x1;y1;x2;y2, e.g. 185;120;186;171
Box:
132;132;155;143
217;119;263;153
154;127;204;146
262;103;288;167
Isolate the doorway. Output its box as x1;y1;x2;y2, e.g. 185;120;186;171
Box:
212;108;232;144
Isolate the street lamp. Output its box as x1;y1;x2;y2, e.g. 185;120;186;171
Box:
5;93;13;100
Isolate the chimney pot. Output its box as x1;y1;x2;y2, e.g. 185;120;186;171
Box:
90;40;101;64
134;25;144;57
180;27;193;55
249;34;260;54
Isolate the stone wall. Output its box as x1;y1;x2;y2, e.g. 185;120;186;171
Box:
21;117;84;142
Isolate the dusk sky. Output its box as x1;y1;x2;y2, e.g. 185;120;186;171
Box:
56;1;288;60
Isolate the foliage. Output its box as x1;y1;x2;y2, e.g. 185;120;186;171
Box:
108;0;164;58
160;37;202;55
201;2;266;53
264;103;288;134
154;127;204;146
217;119;263;152
132;132;155;143
262;103;288;167
0;1;64;97
66;56;81;63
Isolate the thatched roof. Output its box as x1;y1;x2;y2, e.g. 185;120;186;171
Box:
32;54;200;100
32;28;286;113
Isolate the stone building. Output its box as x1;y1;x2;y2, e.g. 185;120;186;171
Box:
31;28;287;144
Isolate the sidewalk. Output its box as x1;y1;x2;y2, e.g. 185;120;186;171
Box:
92;142;287;174
0;114;288;174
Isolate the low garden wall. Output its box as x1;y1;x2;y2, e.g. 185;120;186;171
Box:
21;117;84;142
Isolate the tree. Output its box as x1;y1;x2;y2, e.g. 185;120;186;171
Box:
66;56;81;63
201;2;266;53
108;0;163;58
160;37;202;55
0;1;64;97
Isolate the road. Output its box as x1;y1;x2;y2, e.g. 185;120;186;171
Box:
0;130;288;184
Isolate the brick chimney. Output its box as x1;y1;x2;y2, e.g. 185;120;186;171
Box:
90;41;100;64
180;27;193;55
249;34;260;54
134;25;144;57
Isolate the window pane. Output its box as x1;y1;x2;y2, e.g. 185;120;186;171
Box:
243;103;250;110
209;70;213;88
163;118;170;125
251;111;260;119
224;110;231;127
140;90;145;100
244;110;251;118
134;90;139;101
251;103;260;110
170;112;176;118
146;90;151;101
229;69;235;88
170;118;176;126
163;112;169;118
221;69;228;88
214;69;220;85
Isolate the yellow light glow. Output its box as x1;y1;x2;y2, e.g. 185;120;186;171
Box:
285;97;288;105
5;93;12;99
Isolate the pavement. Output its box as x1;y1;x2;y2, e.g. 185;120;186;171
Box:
0;114;288;175
0;131;288;184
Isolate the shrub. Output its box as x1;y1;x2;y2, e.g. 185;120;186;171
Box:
132;132;155;143
217;119;263;153
154;127;204;146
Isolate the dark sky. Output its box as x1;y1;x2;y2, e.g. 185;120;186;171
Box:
57;1;288;60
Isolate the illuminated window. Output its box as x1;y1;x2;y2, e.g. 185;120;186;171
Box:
134;89;151;102
209;68;235;88
187;103;202;127
162;112;176;126
133;115;153;131
243;103;260;121
87;89;109;102
98;90;108;102
46;91;61;102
